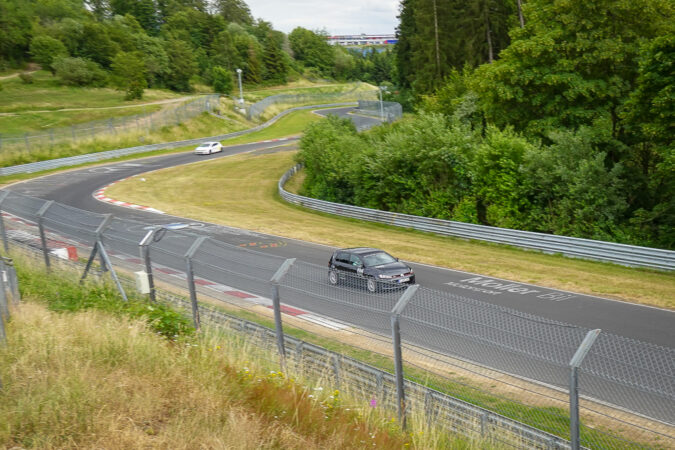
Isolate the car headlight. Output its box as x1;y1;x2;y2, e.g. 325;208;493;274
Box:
378;274;395;279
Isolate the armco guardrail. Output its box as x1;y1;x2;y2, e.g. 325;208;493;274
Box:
279;165;675;271
0;103;355;177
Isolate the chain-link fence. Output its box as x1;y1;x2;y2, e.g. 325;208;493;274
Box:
356;100;403;122
0;95;220;155
0;188;673;449
246;84;379;120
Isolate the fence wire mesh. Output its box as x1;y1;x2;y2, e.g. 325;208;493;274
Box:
0;190;673;449
246;83;378;120
356;100;403;122
0;95;220;154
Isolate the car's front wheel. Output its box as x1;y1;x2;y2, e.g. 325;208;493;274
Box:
366;277;378;293
328;269;339;285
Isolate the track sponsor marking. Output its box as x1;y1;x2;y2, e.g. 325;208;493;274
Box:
446;276;576;301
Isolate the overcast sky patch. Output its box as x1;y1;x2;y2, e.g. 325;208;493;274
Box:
246;0;399;35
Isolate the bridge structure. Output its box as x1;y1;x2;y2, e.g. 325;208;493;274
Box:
326;34;397;46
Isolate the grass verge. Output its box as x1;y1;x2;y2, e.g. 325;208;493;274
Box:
106;149;675;309
0;256;478;449
0;70;183;115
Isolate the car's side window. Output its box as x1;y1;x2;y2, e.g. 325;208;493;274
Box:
335;252;349;264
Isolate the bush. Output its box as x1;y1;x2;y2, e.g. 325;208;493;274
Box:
19;72;33;84
53;56;107;87
29;35;68;73
211;66;233;94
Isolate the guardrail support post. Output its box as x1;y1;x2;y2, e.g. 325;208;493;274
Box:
390;284;418;431
0;191;10;253
269;258;296;372
185;236;207;330
569;329;601;450
36;201;54;270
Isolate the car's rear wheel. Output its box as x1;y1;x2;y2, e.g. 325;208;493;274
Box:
366;277;378;293
328;269;339;285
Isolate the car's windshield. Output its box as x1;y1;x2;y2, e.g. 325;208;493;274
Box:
362;252;396;267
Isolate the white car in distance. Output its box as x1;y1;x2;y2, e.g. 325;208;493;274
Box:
194;141;223;155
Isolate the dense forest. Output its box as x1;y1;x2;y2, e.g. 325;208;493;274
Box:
298;0;674;249
1;0;672;249
0;0;395;98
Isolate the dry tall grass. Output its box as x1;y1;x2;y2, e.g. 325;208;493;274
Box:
0;299;483;449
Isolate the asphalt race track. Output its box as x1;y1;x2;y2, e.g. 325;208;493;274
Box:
6;107;674;348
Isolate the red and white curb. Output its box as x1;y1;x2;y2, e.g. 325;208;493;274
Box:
86;135;346;330
92;138;291;214
94;178;166;214
2;212;345;331
109;249;346;330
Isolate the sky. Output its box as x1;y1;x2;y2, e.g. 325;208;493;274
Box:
245;0;400;36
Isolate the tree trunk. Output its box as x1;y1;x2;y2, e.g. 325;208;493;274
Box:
517;0;525;28
485;2;494;63
433;0;441;77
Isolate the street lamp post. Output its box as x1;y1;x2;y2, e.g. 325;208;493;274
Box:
139;223;188;302
236;68;244;107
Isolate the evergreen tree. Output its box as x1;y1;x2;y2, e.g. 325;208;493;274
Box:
164;38;197;91
262;30;289;83
395;0;416;88
214;0;253;26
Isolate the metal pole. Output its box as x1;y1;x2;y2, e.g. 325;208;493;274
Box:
139;228;157;302
236;69;244;107
0;299;5;345
81;214;112;282
569;329;601;450
390;284;419;430
36;201;54;270
0;191;10;253
185;236;207;330
269;258;296;371
4;259;19;303
0;260;8;323
97;241;127;302
379;88;384;122
80;242;99;283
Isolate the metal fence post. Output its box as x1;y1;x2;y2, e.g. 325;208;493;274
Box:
185;236;207;330
0;297;5;345
269;258;296;371
569;329;601;450
80;215;127;301
390;284;418;431
139;228;158;302
36;201;54;270
5;259;20;303
0;191;10;253
0;260;8;324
